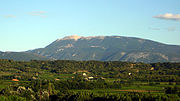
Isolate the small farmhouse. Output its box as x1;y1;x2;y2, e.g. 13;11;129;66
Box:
12;79;19;81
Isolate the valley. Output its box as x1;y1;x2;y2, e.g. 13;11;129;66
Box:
0;59;179;100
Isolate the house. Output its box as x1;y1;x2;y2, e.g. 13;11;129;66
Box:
55;79;60;81
100;77;105;80
83;73;87;76
130;64;135;68
12;79;19;81
150;67;154;70
88;77;94;80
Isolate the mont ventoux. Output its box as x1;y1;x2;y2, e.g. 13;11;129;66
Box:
1;35;180;63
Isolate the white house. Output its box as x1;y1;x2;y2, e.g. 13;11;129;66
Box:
88;77;94;80
83;73;87;76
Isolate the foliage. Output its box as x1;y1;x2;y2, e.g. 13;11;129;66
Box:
0;59;180;100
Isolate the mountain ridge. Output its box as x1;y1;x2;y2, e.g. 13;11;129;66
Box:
28;35;180;63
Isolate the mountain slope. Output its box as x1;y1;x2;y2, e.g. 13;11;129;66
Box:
28;35;180;63
0;51;48;61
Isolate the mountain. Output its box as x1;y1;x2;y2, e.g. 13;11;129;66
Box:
28;35;180;63
0;51;48;61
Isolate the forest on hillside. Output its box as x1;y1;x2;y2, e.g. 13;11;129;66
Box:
0;59;180;101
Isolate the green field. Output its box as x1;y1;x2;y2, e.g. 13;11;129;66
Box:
0;60;180;100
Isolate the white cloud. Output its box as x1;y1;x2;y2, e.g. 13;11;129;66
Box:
153;13;180;21
29;11;47;18
4;15;16;18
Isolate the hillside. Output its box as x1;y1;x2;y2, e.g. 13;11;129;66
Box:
28;35;180;63
0;51;48;61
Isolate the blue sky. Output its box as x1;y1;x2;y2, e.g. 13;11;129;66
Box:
0;0;180;52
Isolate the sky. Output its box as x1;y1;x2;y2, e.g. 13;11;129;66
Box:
0;0;180;52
